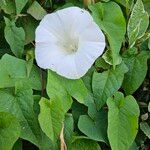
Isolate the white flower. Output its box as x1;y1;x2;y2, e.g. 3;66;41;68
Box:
35;7;105;79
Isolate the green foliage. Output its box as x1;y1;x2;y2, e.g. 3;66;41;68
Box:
0;0;150;149
38;98;65;142
127;0;149;47
15;0;28;14
92;62;128;109
0;0;16;14
69;138;101;150
0;54;42;90
107;92;140;150
123;50;150;94
47;70;88;112
78;110;108;143
0;112;21;150
4;18;25;58
89;1;126;67
0;84;41;146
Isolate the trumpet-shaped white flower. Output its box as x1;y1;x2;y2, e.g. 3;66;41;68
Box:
35;7;105;79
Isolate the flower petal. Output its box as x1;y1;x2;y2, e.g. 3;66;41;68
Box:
57;7;93;33
35;42;66;70
55;54;79;79
79;23;105;43
74;41;105;77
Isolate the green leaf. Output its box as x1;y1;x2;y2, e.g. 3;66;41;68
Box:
95;57;110;70
107;92;140;150
102;49;121;66
0;54;42;90
64;114;74;143
4;18;25;58
47;70;88;111
127;0;149;47
123;51;150;95
0;84;47;148
27;1;47;20
20;16;38;45
0;0;16;14
140;122;150;139
0;112;21;150
92;62;128;109
89;1;126;67
38;97;65;142
0;85;55;150
15;0;28;14
148;102;150;112
78;110;108;143
69;137;101;150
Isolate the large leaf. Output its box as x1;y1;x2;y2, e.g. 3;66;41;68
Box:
107;92;140;150
38;98;65;142
4;18;25;58
123;51;150;95
0;85;37;145
15;0;28;14
0;54;42;90
89;1;126;67
0;84;46;148
0;112;21;150
27;1;47;20
78;110;108;143
127;0;149;47
92;62;128;109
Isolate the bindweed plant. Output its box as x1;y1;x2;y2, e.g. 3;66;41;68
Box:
0;0;150;150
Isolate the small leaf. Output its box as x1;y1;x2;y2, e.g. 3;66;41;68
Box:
18;16;38;45
38;98;65;142
92;62;128;109
15;0;28;14
27;1;47;20
107;92;140;150
4;18;25;58
95;57;110;70
148;102;150;112
140;122;150;139
0;112;21;150
89;1;126;67
127;0;149;47
69;137;101;150
78;110;108;143
102;49;122;66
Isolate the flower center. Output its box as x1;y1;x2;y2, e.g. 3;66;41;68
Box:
60;37;78;54
66;42;78;53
